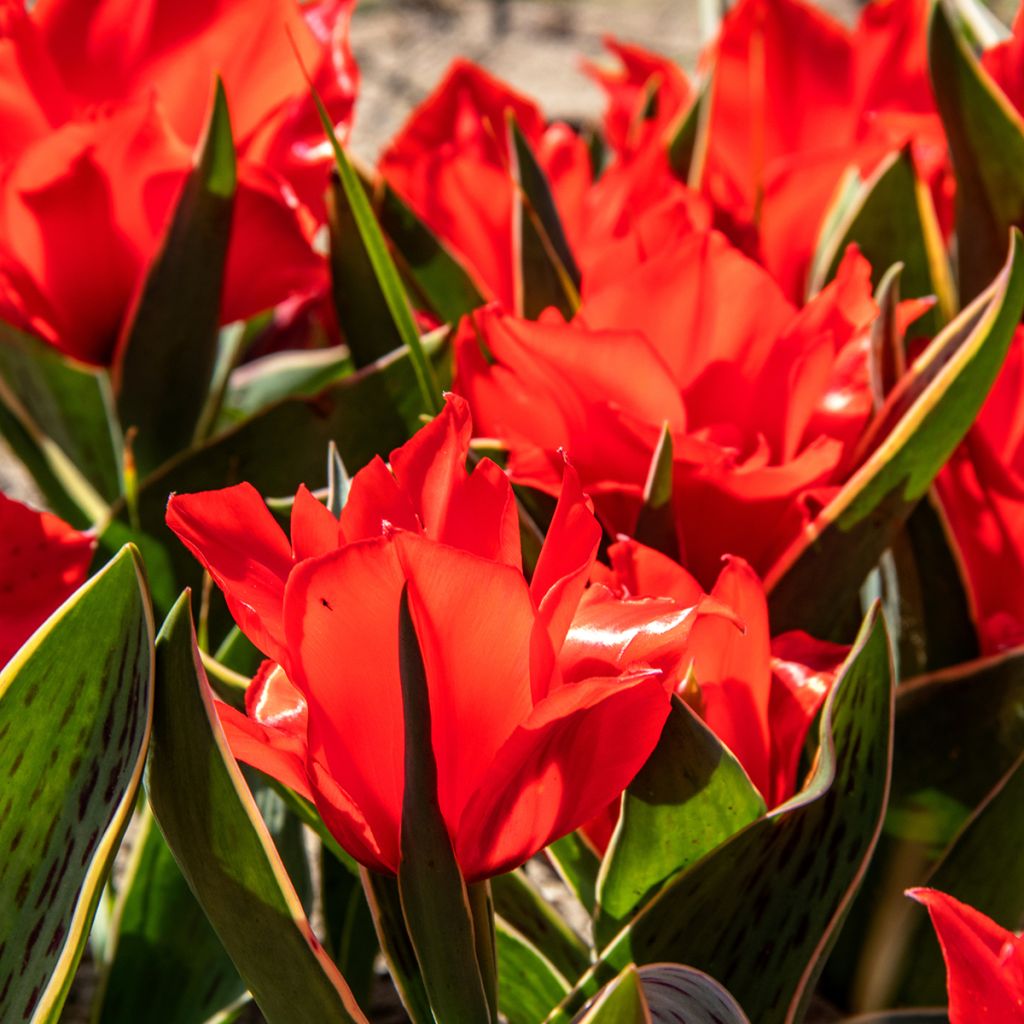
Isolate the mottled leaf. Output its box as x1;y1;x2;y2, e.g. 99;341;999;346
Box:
145;593;368;1024
0;546;153;1024
594;697;766;948
115;81;235;474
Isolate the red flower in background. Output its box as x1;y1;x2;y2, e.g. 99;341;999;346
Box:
166;395;676;880
455;231;878;587
908;888;1024;1022
0;493;94;666
701;0;949;300
379;59;590;312
0;0;349;364
572;539;844;848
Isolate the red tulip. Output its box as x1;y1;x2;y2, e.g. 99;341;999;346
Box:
701;0;949;300
10;0;358;216
454;230;878;587
0;1;329;365
379;59;590;312
166;395;672;879
0;492;94;667
907;888;1024;1022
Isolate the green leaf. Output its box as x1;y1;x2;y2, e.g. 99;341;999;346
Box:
312;89;441;415
496;919;571;1024
929;0;1024;303
0;323;121;504
115;80;236;474
571;965;649;1024
821;642;1024;1010
633;423;678;560
896;753;1024;1005
145;592;368;1024
93;808;247;1024
327;441;352;517
637;964;752;1023
0;545;153;1024
328;173;407;366
490;870;591;984
546;832;600;915
374;181;486;325
219;345;354;425
551;607;894;1024
667;77;712;185
100;338;448;620
395;585;494;1022
322;851;377;1006
509;117;582;320
594;697;766;949
767;230;1024;638
362;871;434;1024
808;149;954;328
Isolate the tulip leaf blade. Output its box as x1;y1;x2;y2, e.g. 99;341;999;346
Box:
809;148;954;328
312;88;441;415
496;919;571;1024
594;696;766;949
633;422;679;560
667;77;712;186
571;965;649;1024
115;79;236;475
551;606;894;1024
218;345;355;427
509;117;582;320
93;807;248;1024
636;964;752;1023
0;545;153;1024
767;230;1024;638
99;337;449;621
0;323;122;508
375;181;486;325
929;0;1024;303
327;173;406;366
546;832;600;913
395;584;494;1023
145;592;369;1024
491;870;592;983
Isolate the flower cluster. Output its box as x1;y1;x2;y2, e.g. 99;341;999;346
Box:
1;1;1023;1022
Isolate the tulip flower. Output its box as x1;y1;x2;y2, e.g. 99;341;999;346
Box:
571;539;844;849
0;492;95;667
166;395;676;879
0;1;330;365
701;0;949;300
907;888;1024;1022
454;230;878;587
3;0;358;216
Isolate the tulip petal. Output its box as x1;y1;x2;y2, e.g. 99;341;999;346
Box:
290;484;340;563
531;460;602;654
908;888;1024;1022
165;483;293;664
456;671;670;881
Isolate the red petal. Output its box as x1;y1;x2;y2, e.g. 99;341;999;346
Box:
216;698;312;803
687;556;773;801
166;483;293;665
531;460;602;654
602;538;705;605
908;888;1024;1022
0;493;94;666
456;671;670;881
339;456;420;543
283;536;406;873
290;485;340;563
398;532;557;827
